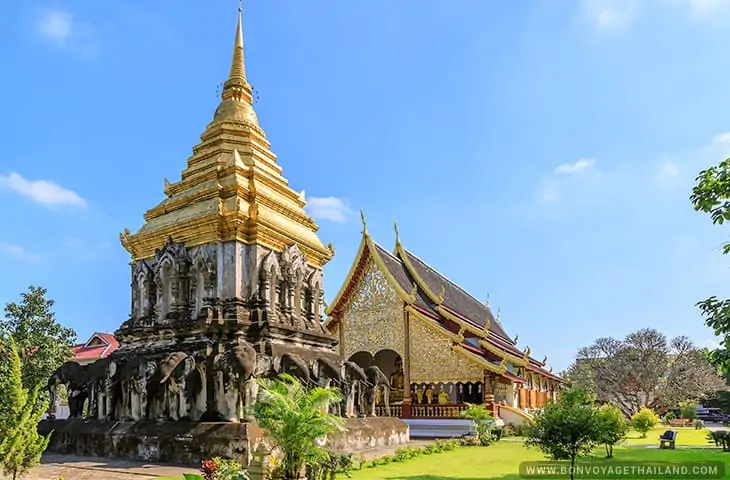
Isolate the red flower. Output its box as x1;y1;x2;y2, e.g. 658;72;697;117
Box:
200;459;218;480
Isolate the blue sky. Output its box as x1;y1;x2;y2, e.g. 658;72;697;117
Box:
1;0;730;371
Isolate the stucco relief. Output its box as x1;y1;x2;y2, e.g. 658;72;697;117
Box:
409;316;484;384
342;258;404;360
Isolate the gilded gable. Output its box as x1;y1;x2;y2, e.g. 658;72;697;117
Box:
409;315;484;383
342;257;404;359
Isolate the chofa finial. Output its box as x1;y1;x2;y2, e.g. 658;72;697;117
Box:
394;219;400;244
360;208;368;235
496;307;502;324
485;292;490;307
436;286;446;305
513;334;519;345
542;355;548;365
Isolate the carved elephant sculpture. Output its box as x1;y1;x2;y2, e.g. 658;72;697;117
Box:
47;361;88;419
85;357;117;420
342;361;369;418
213;341;258;422
310;357;343;389
156;351;196;420
118;356;157;421
364;365;390;417
277;353;311;386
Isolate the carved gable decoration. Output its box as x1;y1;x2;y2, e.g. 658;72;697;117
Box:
132;260;153;282
260;251;281;280
280;244;307;281
409;316;484;384
192;246;217;276
154;237;189;272
342;257;404;359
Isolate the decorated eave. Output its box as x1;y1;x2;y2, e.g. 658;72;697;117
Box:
325;213;563;383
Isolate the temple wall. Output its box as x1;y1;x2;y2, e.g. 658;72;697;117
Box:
341;258;405;360
409;316;484;384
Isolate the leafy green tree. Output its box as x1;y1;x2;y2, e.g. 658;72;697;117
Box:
595;404;628;458
631;407;659;438
0;286;76;391
252;374;345;480
524;389;600;480
690;160;730;376
459;403;497;446
0;336;51;480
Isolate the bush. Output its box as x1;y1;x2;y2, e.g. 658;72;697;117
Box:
663;411;676;425
524;389;601;480
459;403;497;446
694;419;705;430
362;439;460;468
679;402;698;420
631;407;659;438
596;404;628;458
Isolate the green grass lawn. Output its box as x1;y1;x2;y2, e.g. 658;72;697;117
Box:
344;441;730;480
157;433;729;480
623;426;714;446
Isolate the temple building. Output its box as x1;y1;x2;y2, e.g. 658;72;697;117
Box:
325;215;564;427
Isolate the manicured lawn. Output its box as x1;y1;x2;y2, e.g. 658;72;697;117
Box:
623;426;714;446
157;435;730;480
345;441;730;480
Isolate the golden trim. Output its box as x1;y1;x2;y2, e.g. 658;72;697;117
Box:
452;345;506;375
324;234;368;316
478;339;528;367
406;305;462;343
498;403;534;422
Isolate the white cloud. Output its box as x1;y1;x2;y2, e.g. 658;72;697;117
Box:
305;196;353;222
582;0;638;29
0;172;87;209
36;9;73;45
34;8;97;56
0;241;40;264
553;158;596;175
686;0;729;16
703;339;721;350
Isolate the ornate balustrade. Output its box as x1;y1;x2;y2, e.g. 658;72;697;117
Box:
410;403;470;419
375;404;403;417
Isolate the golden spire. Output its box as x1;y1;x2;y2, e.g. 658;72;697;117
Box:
394;219;400;246
360;208;368;236
213;0;258;124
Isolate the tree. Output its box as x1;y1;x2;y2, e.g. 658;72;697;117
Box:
568;328;725;418
0;286;76;391
524;389;600;480
690;159;730;376
595;404;628;458
252;374;345;480
631;407;659;438
0;336;51;479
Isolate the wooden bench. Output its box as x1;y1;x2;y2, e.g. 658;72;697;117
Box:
659;430;677;449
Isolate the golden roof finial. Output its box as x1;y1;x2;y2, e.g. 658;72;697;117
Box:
360;208;368;236
513;334;519;345
496;307;502;324
485;292;490;308
213;0;258;124
394;219;400;246
483;315;491;333
524;346;531;357
542;355;548;365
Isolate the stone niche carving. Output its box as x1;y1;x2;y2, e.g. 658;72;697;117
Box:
129;237;201;325
258;244;325;331
190;245;218;319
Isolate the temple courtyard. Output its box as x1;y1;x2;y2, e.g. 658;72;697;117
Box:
7;427;728;480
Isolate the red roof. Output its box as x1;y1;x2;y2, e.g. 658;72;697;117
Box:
71;333;119;362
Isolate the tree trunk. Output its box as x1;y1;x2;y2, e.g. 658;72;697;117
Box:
570;455;576;480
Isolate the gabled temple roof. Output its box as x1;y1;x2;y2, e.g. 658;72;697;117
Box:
395;246;511;342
